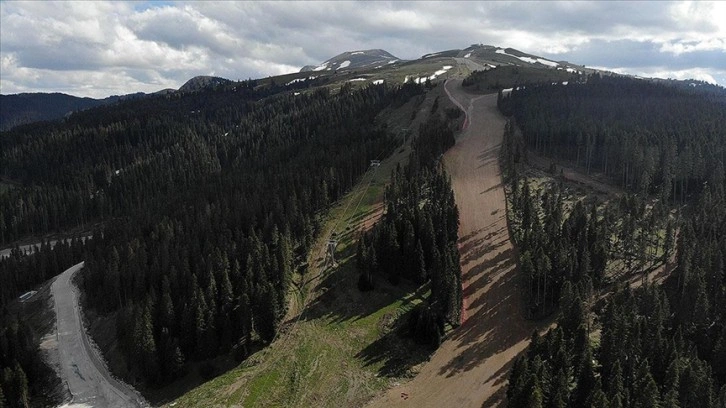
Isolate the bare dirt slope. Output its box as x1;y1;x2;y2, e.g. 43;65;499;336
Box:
453;57;490;75
368;80;540;408
52;262;147;407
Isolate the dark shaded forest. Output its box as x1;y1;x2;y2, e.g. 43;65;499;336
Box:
498;76;726;406
498;75;726;200
357;112;463;348
0;77;344;246
0;305;66;408
0;237;88;308
0;79;425;393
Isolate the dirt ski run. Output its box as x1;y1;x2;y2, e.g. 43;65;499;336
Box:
368;79;539;407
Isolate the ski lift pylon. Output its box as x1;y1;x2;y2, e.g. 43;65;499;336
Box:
324;233;339;268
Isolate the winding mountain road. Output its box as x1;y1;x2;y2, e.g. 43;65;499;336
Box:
52;262;147;408
368;79;538;407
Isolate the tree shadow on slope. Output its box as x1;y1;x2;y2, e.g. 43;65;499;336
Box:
431;212;553;386
300;251;424;327
354;307;434;378
300;217;427;326
297;223;436;379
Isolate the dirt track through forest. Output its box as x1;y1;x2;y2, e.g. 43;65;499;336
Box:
368;80;538;407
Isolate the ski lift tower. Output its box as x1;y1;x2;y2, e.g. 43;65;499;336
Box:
325;233;339;268
370;160;381;168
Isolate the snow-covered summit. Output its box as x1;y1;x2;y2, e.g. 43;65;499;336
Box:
300;49;401;72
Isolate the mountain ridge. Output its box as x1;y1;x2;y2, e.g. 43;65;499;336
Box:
300;48;400;72
3;44;722;131
178;76;232;93
0;92;129;132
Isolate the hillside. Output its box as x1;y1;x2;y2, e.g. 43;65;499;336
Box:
0;64;432;405
0;93;110;131
301;49;401;72
0;91;156;132
178;76;233;93
0;77;230;132
498;75;726;408
2;42;725;408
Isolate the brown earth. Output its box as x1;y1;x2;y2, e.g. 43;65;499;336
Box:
367;80;544;407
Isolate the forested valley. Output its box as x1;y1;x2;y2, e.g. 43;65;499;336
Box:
498;75;726;406
0;79;426;402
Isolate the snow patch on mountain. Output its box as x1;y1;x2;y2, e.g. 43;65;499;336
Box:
312;62;330;72
405;65;453;84
496;48;558;67
301;49;401;73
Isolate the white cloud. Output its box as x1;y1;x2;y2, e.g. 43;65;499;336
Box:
659;38;726;55
1;0;724;98
591;65;723;85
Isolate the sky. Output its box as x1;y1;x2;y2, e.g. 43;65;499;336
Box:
1;1;725;98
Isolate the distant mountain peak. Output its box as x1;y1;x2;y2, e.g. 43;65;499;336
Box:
455;44;586;73
179;76;232;93
300;49;401;72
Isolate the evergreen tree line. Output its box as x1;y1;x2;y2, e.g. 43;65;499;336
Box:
0;310;65;408
1;81;426;389
75;83;424;387
508;177;608;318
0;237;89;407
508;186;726;408
0;236;88;308
507;281;726;408
0;81;423;246
356;114;463;348
0;317;33;408
498;75;726;201
503;119;605;317
505;171;674;319
503;77;726;407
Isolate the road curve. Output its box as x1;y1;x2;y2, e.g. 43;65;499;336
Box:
52;262;147;407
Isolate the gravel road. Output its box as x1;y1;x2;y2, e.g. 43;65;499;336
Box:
52;262;147;408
